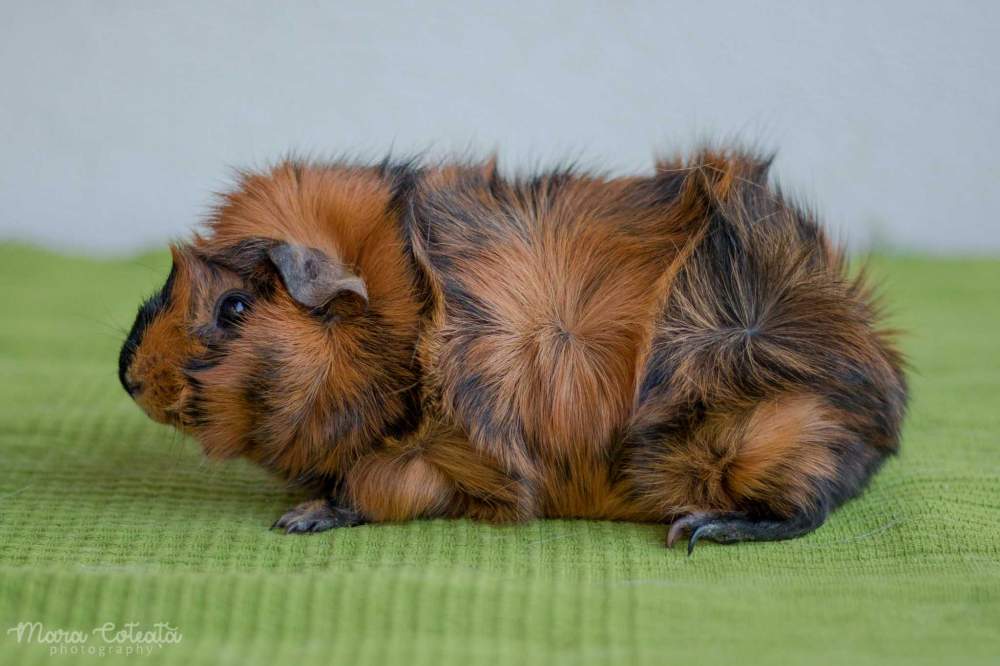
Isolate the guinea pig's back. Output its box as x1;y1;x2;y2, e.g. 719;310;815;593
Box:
404;162;717;485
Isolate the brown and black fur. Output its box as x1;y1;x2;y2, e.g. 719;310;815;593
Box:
119;148;907;552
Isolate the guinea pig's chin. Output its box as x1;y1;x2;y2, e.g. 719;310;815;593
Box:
132;398;175;428
143;405;183;431
193;437;229;460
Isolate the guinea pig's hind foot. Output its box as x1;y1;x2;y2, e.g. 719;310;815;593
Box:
666;509;827;556
271;498;367;534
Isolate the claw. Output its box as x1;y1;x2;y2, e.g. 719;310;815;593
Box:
666;520;686;548
285;521;312;534
688;525;708;556
666;513;709;550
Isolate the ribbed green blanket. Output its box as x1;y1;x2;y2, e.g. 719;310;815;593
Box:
1;244;997;665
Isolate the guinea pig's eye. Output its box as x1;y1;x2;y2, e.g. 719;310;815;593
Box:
215;291;253;330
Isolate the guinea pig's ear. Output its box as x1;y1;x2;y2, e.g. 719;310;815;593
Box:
267;243;368;314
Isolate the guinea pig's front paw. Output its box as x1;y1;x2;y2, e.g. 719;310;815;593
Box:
271;498;367;534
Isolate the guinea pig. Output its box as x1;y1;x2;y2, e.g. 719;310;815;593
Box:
119;150;907;553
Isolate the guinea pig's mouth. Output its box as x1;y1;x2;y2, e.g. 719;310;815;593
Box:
160;405;186;429
161;386;196;431
133;396;185;430
126;374;192;430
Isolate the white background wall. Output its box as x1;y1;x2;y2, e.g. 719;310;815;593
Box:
1;1;998;254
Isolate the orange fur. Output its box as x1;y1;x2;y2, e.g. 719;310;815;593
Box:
119;149;907;547
627;394;841;519
346;448;455;522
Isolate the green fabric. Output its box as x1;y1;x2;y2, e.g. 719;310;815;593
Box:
1;243;998;665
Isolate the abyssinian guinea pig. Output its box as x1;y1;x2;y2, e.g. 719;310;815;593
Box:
119;148;907;552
